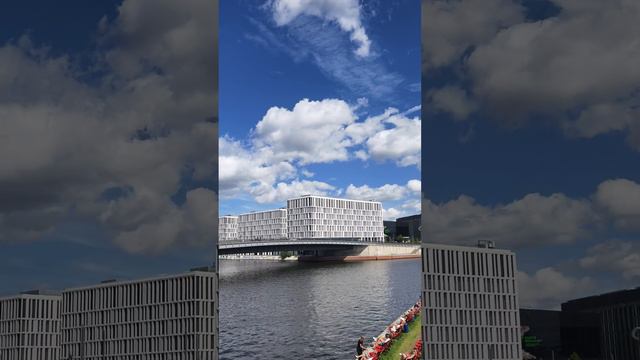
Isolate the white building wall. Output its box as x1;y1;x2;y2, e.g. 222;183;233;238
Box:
421;243;522;360
0;293;61;360
237;209;287;241
287;195;384;242
60;270;218;360
219;215;238;242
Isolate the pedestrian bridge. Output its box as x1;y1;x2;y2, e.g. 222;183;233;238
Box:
218;238;420;258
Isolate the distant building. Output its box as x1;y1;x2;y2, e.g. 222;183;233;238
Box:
396;214;420;241
287;195;384;242
422;241;522;360
0;291;61;360
519;309;562;358
60;269;218;360
219;215;238;242
383;220;396;241
238;208;287;241
562;287;640;360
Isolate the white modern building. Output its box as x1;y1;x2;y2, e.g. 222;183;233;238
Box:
237;209;287;241
0;291;61;360
287;195;384;242
60;269;218;360
421;241;522;360
218;215;238;242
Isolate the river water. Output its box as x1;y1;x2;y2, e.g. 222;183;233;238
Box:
219;259;421;359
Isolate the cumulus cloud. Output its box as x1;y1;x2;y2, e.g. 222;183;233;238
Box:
426;0;640;150
518;267;595;309
427;86;478;121
253;98;356;164
364;110;421;167
218;136;295;197
593;178;640;231
383;208;403;221
219;100;421;205
0;0;217;254
251;180;336;204
345;180;420;202
421;178;640;263
423;0;524;68
271;0;371;57
579;240;640;280
423;193;599;249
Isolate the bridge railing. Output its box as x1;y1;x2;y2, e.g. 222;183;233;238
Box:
219;238;418;247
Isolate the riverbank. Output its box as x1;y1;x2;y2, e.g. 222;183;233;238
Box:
378;315;421;360
360;299;422;359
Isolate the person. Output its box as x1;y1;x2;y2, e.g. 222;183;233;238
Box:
356;336;366;358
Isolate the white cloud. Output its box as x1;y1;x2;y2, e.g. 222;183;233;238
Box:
383;207;403;221
464;0;640;146
428;86;478;121
365;112;421;167
345;179;420;202
423;192;599;248
253;98;356;164
346;183;406;202
0;0;218;254
271;0;371;57
251;180;336;204
580;240;640;280
407;179;421;193
518;267;595;309
219;136;295;197
594;178;640;231
220;99;420;207
113;188;217;254
423;0;524;68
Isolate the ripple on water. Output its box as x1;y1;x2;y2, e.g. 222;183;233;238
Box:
219;259;421;359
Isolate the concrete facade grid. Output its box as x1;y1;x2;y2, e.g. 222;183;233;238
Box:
0;293;61;360
421;243;522;360
237;209;287;241
218;216;238;242
60;271;218;360
287;195;384;242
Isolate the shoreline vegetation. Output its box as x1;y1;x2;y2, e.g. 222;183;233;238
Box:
378;315;421;360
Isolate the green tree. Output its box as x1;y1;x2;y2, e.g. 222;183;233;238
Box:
569;352;582;360
279;251;292;260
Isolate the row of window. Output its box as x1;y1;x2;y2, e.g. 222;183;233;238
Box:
424;248;516;278
237;210;287;222
424;274;516;294
62;276;216;312
424;323;519;344
0;298;60;321
288;196;382;211
424;342;520;360
425;306;519;327
0;347;59;360
0;319;59;334
0;333;58;348
62;318;216;342
426;290;518;311
62;334;216;359
61;302;216;328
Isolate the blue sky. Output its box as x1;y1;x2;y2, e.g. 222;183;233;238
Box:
0;0;217;296
219;0;421;219
423;0;640;309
